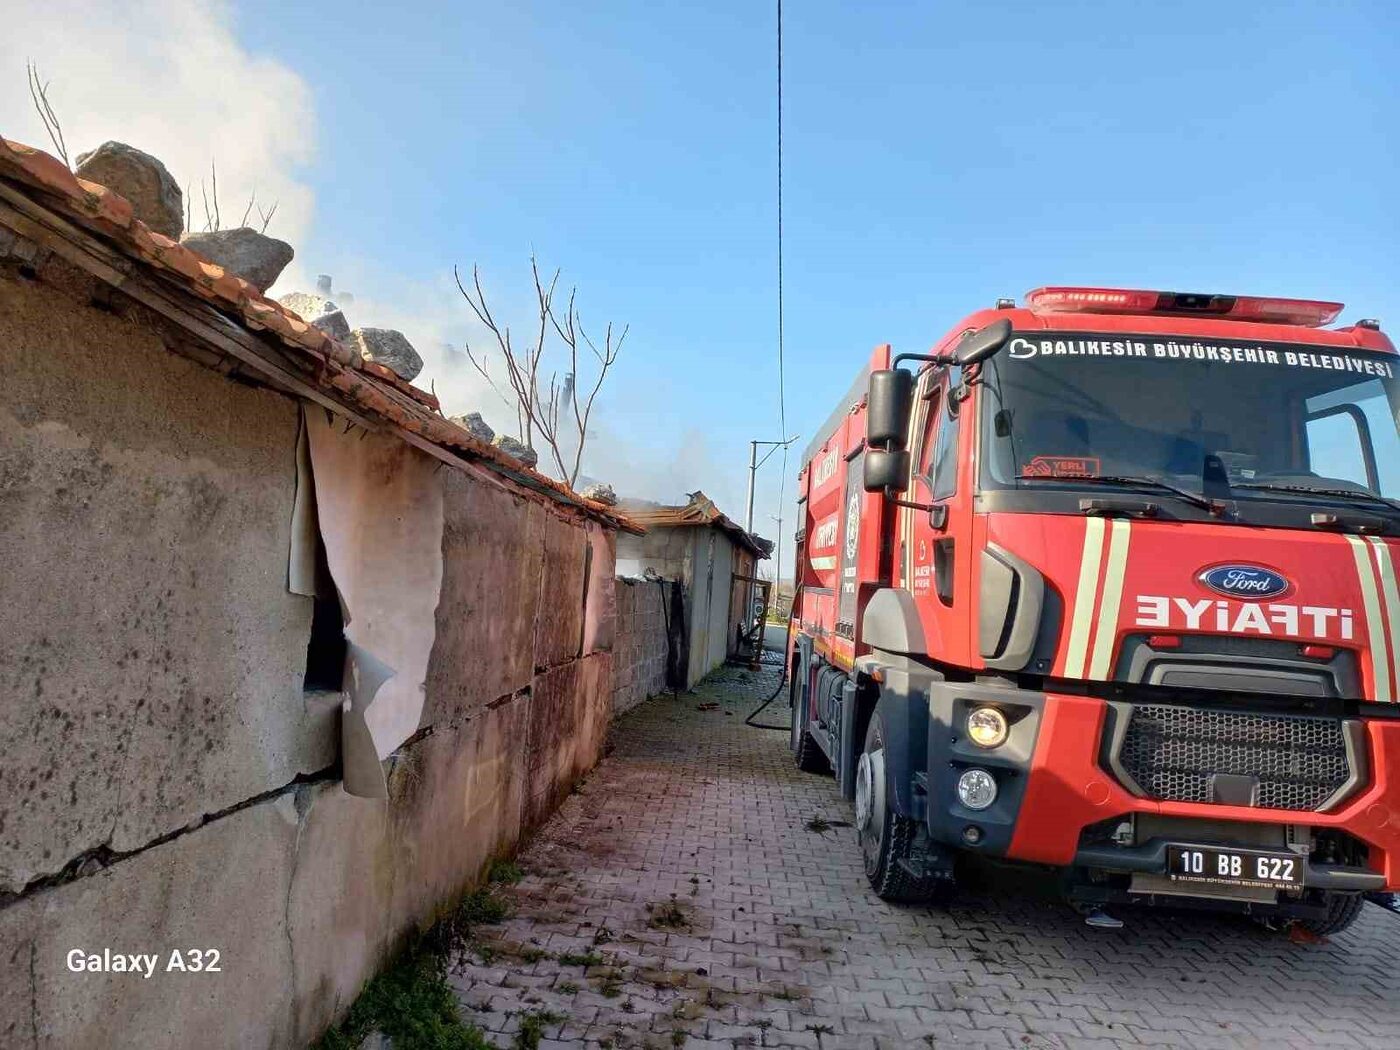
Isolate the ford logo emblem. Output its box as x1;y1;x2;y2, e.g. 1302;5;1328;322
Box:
1198;564;1291;601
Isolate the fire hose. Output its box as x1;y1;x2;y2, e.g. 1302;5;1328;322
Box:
744;590;799;731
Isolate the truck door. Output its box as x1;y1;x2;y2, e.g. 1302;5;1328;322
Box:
905;366;972;661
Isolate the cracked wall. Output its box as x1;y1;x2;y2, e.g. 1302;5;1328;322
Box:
0;275;329;895
0;269;650;1049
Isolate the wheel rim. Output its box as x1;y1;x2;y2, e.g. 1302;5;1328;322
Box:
855;752;874;830
857;745;886;874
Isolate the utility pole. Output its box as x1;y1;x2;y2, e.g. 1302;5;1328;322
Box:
743;435;798;652
745;436;798;534
769;511;785;619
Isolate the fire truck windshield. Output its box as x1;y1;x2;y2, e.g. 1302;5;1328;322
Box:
979;332;1400;511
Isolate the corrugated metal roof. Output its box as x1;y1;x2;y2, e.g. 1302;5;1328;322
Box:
619;491;773;558
0;135;642;534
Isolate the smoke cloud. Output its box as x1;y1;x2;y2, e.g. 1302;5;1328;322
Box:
1;2;790;577
2;0;316;247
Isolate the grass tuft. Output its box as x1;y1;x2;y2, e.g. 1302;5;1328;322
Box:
558;950;603;967
488;859;525;885
456;886;512;927
315;879;513;1050
647;899;690;930
512;1008;565;1050
314;950;491;1050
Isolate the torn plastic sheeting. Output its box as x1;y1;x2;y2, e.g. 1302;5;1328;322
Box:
342;643;395;799
303;405;444;790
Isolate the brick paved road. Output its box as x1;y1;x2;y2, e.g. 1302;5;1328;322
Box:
451;665;1400;1049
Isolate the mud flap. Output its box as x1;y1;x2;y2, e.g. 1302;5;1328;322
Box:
865;658;938;821
838;679;859;800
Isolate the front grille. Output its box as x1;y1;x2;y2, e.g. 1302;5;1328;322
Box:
1116;704;1353;811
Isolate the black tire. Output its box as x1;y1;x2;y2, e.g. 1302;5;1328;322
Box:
794;731;830;774
856;707;948;903
1297;892;1365;937
790;660;830;774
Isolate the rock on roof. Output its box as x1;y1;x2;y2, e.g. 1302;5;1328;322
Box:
0;135;640;534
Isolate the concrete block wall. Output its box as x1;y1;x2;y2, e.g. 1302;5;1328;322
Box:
612;578;675;716
0;274;326;895
0;262;621;1049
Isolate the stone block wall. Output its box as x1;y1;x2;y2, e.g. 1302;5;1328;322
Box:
612;577;676;716
0;260;621;1049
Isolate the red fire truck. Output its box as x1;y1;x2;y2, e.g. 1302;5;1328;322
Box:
789;287;1400;933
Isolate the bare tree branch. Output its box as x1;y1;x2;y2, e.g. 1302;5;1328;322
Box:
256;201;278;234
240;189;256;228
555;307;625;486
453;258;626;486
454;264;533;443
26;61;70;170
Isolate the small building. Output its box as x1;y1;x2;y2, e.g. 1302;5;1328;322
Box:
616;491;773;687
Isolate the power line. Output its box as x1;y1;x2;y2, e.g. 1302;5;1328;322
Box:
776;0;786;445
775;0;789;586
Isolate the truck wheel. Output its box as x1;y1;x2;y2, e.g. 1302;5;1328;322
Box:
1297;892;1365;937
791;668;830;774
794;730;829;774
856;709;944;903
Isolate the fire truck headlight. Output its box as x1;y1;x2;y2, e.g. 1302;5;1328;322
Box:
956;769;998;811
966;707;1009;749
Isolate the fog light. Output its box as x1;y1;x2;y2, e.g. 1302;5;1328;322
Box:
956;768;997;810
962;825;983;845
966;706;1009;748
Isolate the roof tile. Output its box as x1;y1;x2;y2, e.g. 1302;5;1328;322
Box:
73;177;133;228
0;135;639;533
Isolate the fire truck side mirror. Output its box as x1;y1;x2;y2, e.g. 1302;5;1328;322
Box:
864;448;911;494
867;369;914;449
955;318;1013;366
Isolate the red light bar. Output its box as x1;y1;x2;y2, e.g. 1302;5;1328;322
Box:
1224;297;1343;326
1025;287;1343;328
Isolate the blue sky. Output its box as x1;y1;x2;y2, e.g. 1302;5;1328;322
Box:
228;1;1398;570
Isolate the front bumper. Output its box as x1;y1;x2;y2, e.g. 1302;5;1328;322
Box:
1073;839;1384;891
924;683;1400;890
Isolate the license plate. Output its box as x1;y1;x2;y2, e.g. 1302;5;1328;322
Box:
1167;845;1303;889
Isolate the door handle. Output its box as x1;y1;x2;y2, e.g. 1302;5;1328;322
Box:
929;504;948;531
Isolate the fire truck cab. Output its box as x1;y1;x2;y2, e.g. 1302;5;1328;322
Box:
790;287;1400;933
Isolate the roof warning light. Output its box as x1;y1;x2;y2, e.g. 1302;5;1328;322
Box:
1025;286;1342;328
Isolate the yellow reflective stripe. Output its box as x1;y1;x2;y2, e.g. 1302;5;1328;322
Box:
1365;536;1400;703
1346;534;1391;703
1064;517;1106;679
1088;519;1132;680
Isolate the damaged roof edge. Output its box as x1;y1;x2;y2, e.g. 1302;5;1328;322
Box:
619;491;774;558
0;134;643;535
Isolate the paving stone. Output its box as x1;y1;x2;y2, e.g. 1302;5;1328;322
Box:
442;662;1400;1050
